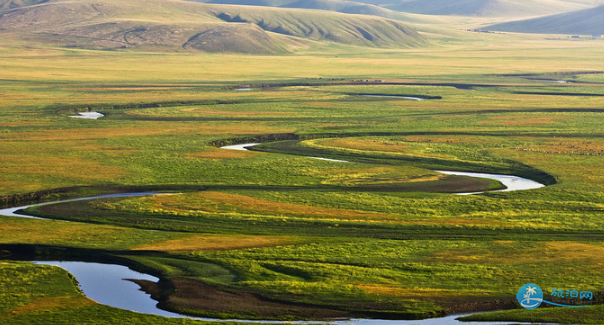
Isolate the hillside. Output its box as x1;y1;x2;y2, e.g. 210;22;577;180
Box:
0;0;426;53
207;4;425;47
0;0;47;10
391;0;599;17
198;0;394;17
296;0;604;17
487;5;604;34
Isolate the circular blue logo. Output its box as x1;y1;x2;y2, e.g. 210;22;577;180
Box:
517;283;543;310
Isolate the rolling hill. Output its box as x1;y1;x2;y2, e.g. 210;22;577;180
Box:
0;0;427;53
487;5;604;34
0;0;48;10
384;0;600;17
248;0;604;18
197;0;395;18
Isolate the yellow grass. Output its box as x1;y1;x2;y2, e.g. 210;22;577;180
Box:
428;241;604;266
313;166;443;186
0;154;126;181
479;115;565;126
186;149;259;160
357;284;468;300
1;123;293;141
4;296;94;318
0;219;175;249
0;122;52;127
320;138;409;153
149;191;400;221
183;108;289;116
133;234;297;252
403;135;489;145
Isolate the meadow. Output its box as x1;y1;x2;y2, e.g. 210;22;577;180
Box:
1;29;604;323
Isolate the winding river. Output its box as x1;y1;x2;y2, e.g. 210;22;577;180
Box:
221;143;546;194
0;143;550;324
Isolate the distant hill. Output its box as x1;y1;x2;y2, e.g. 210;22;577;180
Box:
0;0;48;10
384;0;596;17
208;5;425;46
197;0;394;17
0;0;427;53
487;5;604;34
190;0;604;18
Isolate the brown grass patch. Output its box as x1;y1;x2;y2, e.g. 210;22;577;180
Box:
186;149;258;160
6;296;93;318
132;234;297;252
161;279;347;319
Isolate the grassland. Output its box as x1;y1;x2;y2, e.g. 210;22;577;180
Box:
1;20;604;324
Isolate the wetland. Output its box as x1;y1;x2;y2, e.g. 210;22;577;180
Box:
1;28;604;325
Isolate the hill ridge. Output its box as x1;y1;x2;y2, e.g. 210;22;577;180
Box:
0;0;427;53
487;4;604;34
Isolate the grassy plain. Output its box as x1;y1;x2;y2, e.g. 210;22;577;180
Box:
1;28;604;323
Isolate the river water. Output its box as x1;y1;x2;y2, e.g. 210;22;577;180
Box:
435;170;545;195
69;112;105;119
360;95;425;101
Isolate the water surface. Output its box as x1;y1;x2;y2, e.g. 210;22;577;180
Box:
436;170;545;195
360;95;424;101
69;112;105;119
